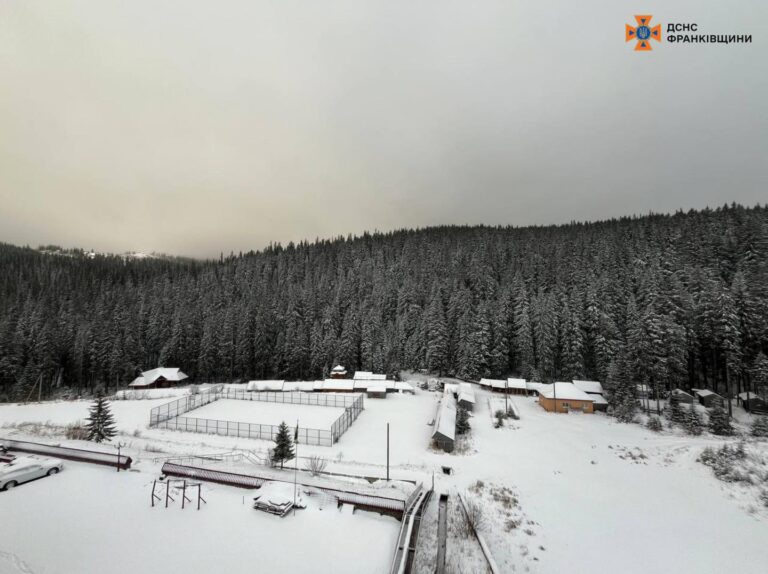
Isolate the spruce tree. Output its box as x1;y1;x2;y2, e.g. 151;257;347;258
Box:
683;407;703;436
750;416;768;438
708;402;734;436
85;393;117;443
272;421;295;469
607;351;636;423
665;392;685;426
456;406;471;435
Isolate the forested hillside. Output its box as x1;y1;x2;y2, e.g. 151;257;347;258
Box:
1;204;767;402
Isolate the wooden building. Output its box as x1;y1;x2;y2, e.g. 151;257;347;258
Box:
538;382;595;414
670;388;694;405
329;365;348;379
738;392;768;414
129;367;188;389
693;389;725;409
572;380;607;411
432;399;456;452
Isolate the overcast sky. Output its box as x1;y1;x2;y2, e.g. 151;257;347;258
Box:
1;1;766;258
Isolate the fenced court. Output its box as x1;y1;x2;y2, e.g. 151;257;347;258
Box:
149;386;364;446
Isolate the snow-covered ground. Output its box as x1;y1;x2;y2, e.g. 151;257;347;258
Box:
184;399;344;429
0;461;399;574
2;385;768;573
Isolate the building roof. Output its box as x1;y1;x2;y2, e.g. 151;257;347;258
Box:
394;381;415;393
506;378;528;390
478;378;505;388
246;380;285;392
433;399;456;441
539;382;594;402
330;365;347;373
366;384;387;394
458;391;476;404
671;388;694;398
572;380;604;395
693;389;721;398
282;381;316;392
353;371;387;381
526;382;545;393
321;379;354;391
129;367;188;387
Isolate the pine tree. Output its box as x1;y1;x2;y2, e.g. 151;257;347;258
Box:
708;401;734;436
272;421;295;469
456;406;471;435
683;406;703;436
665;392;686;426
750;416;768;438
607;350;636;423
85;393;117;443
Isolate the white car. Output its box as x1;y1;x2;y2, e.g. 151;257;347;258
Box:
0;456;63;491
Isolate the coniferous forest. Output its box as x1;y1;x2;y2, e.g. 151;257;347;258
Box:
1;204;767;402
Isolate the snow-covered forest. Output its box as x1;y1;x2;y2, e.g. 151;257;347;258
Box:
1;204;767;401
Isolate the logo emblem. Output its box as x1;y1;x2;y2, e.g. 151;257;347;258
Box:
626;15;662;51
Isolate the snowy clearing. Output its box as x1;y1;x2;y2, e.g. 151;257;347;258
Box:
183;398;345;429
0;461;400;574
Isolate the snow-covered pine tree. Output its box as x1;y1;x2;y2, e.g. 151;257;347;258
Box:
683;407;703;436
665;392;685;426
272;421;295;469
751;416;768;438
85;393;117;443
456;406;471;435
607;350;636;423
708;401;733;436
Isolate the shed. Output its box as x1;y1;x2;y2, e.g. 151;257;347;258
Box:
737;392;768;413
366;384;387;399
669;388;694;405
457;385;475;411
329;365;348;379
693;389;725;408
432;400;456;452
129;368;188;389
538;382;595;414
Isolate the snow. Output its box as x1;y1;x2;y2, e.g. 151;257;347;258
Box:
3;385;768;573
572;379;604;394
506;378;528;390
0;462;399;574
353;372;387;381
246;380;285;391
434;399;456;440
320;380;354;392
539;382;594;401
183;399;344;429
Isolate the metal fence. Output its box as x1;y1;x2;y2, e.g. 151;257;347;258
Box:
149;387;365;447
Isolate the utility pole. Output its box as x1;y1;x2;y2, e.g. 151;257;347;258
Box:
294;419;299;516
505;379;508;415
115;441;125;472
386;423;390;481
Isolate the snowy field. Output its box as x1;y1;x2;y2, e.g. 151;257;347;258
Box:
2;385;768;573
0;461;399;574
183;399;345;429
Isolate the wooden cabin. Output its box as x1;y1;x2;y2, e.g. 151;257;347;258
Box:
129;367;188;389
538;382;595;414
432;399;456;452
693;389;725;409
738;392;768;414
329;365;348;379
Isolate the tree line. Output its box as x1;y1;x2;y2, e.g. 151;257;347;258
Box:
1;204;767;404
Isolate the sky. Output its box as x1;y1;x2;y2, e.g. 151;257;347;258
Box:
1;1;766;258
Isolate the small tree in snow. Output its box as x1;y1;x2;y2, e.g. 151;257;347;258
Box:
683;407;703;436
85;393;117;443
272;421;294;469
456;406;471;435
750;417;768;438
646;416;663;433
708;402;733;436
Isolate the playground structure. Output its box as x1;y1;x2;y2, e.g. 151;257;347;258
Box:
151;477;207;510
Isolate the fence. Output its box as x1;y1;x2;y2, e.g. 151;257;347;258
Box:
149;387;365;447
1;438;132;470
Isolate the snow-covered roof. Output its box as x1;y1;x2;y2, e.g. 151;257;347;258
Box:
671;388;693;397
366;384;387;394
539;382;594;402
572;380;604;395
591;394;608;405
330;365;347;373
693;389;721;398
443;383;459;395
353;371;387;381
395;381;415;393
321;379;354;391
282;381;316;392
129;367;188;387
246;380;285;392
478;378;504;388
506;378;528;390
433;400;456;441
458;391;475;404
526;382;545;393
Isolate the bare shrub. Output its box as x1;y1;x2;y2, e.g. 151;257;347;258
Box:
65;422;89;440
303;455;328;476
459;494;487;538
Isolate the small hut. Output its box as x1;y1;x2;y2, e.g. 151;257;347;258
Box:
457;385;475;411
432;400;456;452
670;388;694;405
366;384;387;399
738;392;768;413
129;368;188;389
329;365;348;379
693;389;725;408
